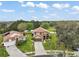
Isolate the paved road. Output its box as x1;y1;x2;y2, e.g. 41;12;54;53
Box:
5;45;27;57
34;41;47;55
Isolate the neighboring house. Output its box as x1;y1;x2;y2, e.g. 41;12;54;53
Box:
32;27;49;41
3;31;26;47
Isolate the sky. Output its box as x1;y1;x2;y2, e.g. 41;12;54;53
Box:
0;1;79;21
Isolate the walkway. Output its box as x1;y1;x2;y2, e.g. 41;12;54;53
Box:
5;45;27;57
34;41;47;56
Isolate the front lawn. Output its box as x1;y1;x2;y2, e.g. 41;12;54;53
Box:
0;47;9;57
17;33;34;53
43;33;58;50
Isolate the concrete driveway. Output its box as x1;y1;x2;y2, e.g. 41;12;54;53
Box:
34;41;47;55
5;45;27;57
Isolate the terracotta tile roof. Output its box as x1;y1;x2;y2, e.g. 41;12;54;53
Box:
33;27;48;33
3;31;23;42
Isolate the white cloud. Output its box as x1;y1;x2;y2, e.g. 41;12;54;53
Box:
52;3;70;9
19;1;35;7
69;6;79;14
26;2;35;7
18;1;27;7
36;3;49;9
0;2;2;6
19;2;49;9
31;16;38;21
18;1;24;4
1;9;15;12
21;4;27;7
72;6;79;11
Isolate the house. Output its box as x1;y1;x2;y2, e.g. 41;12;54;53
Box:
32;27;49;41
3;31;26;47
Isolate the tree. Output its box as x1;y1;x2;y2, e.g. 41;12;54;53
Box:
17;22;27;32
31;20;41;29
8;20;26;31
49;34;58;50
0;24;7;33
55;21;78;50
26;23;33;31
41;23;50;29
49;21;56;27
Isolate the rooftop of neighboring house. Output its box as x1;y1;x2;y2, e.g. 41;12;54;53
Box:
3;31;23;42
32;27;49;33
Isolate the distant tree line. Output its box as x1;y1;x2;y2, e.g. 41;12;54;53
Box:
0;19;56;33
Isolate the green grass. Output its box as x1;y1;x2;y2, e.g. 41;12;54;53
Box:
43;39;50;50
0;47;9;57
0;34;9;57
0;34;3;44
42;27;58;50
17;33;34;53
47;27;56;32
43;33;58;50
